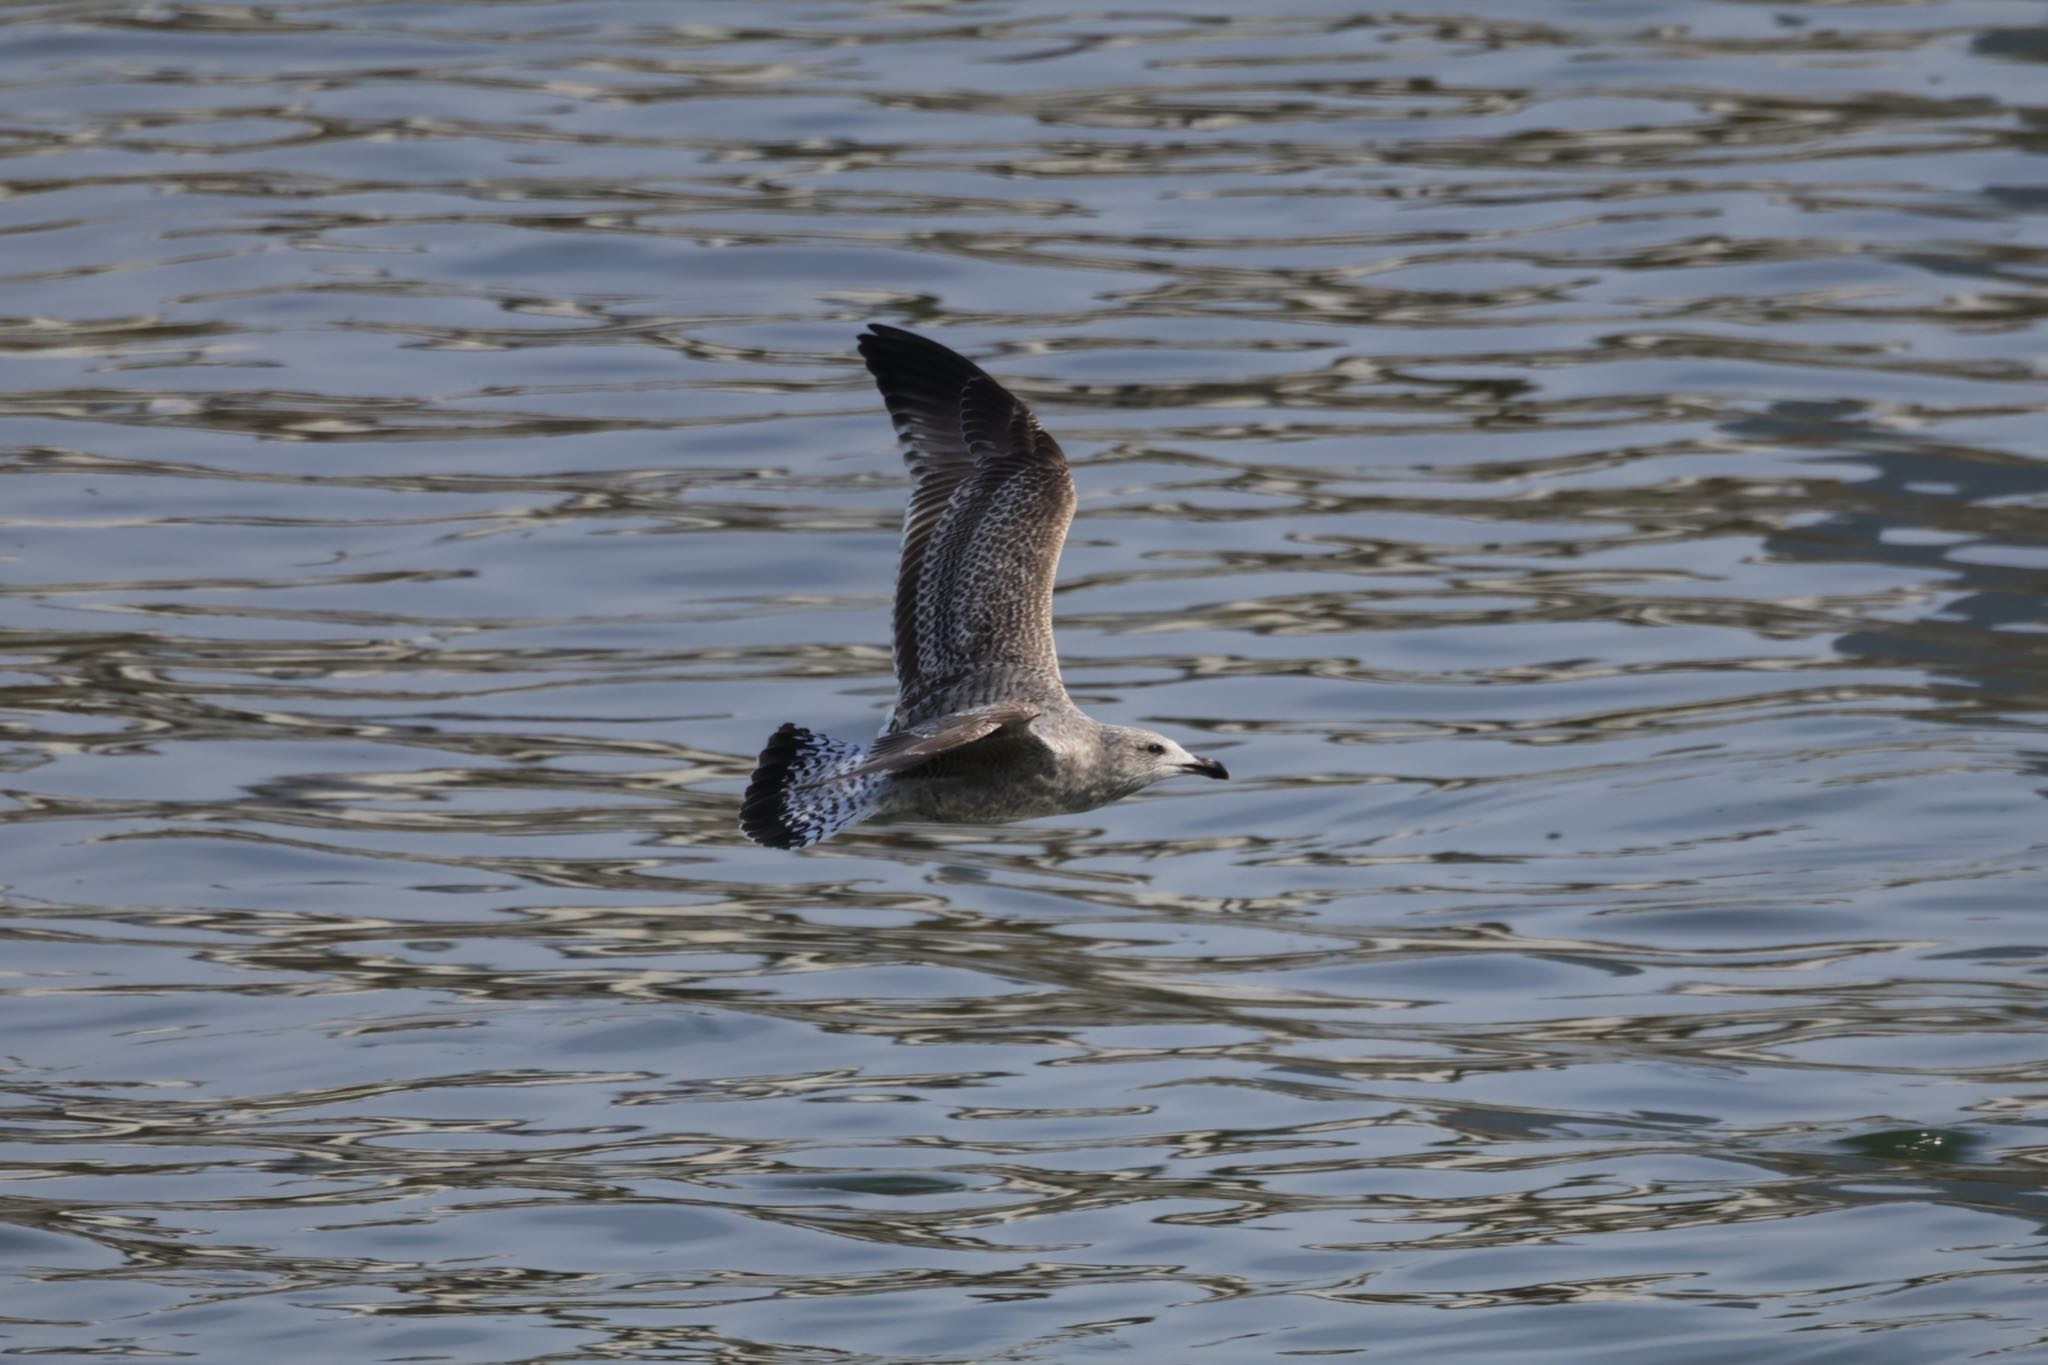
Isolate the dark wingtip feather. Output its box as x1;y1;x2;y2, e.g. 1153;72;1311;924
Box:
739;722;805;849
859;321;939;348
857;323;1059;477
857;323;985;386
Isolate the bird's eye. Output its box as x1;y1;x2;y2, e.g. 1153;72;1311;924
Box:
1144;742;1165;755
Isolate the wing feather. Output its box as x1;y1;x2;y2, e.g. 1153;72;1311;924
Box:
857;325;1076;724
815;702;1042;784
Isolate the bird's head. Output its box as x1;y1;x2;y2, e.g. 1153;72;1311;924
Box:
1104;726;1230;792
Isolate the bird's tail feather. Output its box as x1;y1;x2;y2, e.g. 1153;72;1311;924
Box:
740;724;886;849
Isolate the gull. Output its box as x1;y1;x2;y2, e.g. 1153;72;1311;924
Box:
741;324;1228;849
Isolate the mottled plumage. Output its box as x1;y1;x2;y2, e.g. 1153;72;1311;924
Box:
741;325;1227;850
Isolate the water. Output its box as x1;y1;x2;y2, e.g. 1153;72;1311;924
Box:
4;0;2047;1359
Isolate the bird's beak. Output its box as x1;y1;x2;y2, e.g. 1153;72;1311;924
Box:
1183;757;1229;780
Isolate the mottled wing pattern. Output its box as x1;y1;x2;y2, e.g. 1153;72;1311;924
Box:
858;324;1077;724
831;702;1042;783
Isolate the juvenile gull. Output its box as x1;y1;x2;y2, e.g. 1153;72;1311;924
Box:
741;324;1228;849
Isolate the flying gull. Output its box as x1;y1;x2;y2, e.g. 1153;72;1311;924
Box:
741;324;1228;849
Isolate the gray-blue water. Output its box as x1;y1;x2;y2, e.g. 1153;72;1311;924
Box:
4;2;2048;1360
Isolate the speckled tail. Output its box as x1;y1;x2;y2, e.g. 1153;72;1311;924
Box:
739;724;886;849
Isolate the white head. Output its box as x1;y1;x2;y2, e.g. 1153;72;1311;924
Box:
1098;725;1230;796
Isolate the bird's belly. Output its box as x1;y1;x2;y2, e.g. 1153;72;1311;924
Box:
883;770;1120;825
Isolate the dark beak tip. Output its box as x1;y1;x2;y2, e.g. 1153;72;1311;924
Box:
1194;758;1229;780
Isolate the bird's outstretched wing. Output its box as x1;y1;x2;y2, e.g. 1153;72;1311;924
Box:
857;324;1077;725
823;702;1043;784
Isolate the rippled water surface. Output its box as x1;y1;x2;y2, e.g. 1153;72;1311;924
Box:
5;0;2048;1359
